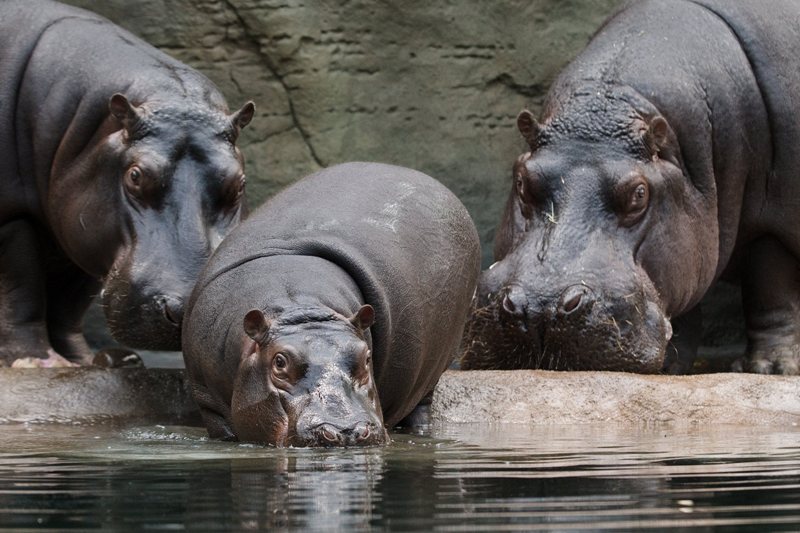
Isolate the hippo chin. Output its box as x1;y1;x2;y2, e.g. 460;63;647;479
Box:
183;162;481;446
0;0;254;364
463;0;800;374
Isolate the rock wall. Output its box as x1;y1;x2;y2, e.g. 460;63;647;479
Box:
64;0;624;266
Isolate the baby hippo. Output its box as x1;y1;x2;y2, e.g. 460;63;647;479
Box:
182;162;481;446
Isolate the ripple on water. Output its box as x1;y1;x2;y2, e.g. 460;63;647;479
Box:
0;422;798;531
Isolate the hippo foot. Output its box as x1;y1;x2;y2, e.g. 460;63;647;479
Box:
730;346;800;375
11;349;77;368
92;348;144;368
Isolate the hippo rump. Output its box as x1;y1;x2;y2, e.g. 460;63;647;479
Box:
0;1;254;366
183;162;481;446
461;0;800;374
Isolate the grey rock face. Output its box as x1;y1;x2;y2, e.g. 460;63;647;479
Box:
433;370;800;426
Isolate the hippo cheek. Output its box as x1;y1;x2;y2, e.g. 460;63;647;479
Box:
230;354;291;445
230;395;290;446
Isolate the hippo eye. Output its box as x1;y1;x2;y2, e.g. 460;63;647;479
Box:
618;179;650;225
124;166;145;197
629;183;649;211
274;353;287;370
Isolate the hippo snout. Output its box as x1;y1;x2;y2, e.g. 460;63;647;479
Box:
305;421;387;447
462;273;670;372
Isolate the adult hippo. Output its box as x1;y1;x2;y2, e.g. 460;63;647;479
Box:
0;1;254;366
183;162;481;446
461;0;800;374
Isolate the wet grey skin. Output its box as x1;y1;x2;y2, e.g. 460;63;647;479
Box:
462;0;800;375
183;162;481;447
0;0;255;366
233;306;389;447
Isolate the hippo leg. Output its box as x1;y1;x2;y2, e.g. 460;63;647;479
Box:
0;220;52;365
396;391;433;428
45;262;99;365
662;306;702;375
736;236;800;375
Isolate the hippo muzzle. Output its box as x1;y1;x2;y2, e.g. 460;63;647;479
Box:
231;364;389;448
462;239;672;372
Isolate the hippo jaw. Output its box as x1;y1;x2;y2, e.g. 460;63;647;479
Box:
230;306;389;447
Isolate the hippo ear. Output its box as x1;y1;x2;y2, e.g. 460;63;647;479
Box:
109;94;142;130
231;101;256;131
243;309;271;342
349;304;375;332
517;109;541;149
642;115;670;157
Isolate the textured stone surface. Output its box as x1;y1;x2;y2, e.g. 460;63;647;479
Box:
64;0;623;266
3;367;799;427
433;370;800;426
0;368;200;424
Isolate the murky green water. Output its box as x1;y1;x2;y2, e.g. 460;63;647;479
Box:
0;422;798;531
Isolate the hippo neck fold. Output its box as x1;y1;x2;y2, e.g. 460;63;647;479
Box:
196;235;404;418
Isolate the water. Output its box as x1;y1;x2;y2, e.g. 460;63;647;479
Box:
0;422;798;531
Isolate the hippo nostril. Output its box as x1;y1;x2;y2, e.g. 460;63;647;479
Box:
500;284;528;318
559;285;593;315
320;425;340;444
354;422;376;443
156;295;183;327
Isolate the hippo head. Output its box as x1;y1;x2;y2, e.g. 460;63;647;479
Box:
50;94;255;350
462;92;718;372
228;305;389;447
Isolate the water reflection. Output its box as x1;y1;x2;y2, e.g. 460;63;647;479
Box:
0;422;798;530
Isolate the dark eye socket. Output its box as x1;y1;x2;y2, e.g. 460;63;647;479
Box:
128;167;142;184
273;353;288;370
515;170;542;221
617;178;650;225
628;182;649;211
124;165;147;199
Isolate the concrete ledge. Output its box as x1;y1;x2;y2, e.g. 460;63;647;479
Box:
0;367;199;424
3;368;800;427
432;370;800;426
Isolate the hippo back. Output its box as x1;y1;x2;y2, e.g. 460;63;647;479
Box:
190;162;481;426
